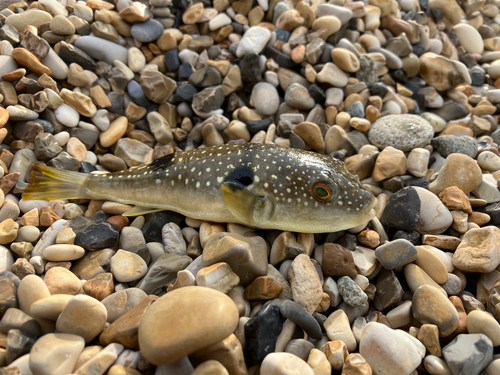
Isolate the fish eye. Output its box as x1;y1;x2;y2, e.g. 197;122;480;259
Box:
313;183;333;201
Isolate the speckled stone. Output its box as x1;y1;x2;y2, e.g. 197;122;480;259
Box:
368;114;434;151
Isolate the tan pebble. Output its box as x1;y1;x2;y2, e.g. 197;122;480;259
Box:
307;348;331;375
428;154;482;195
439;186;472;214
138;286;239;365
311;16;341;40
421;234;461;250
44;266;81;295
453;226;500;273
412;285;459;337
404;263;447;296
466;310;500;346
321;340;349;371
182;3;204;24
417;324;441;356
419;52;470;91
83;272;114;301
289;254;324;313
192;360;229;375
196;262;240;293
276;10;305;31
342;353;373;375
331;48;360;73
358;230;380;248
12;48;52;77
43;244;84;262
30;294;73;321
372;146;407;182
243;276;283;300
57;295;108;343
100;116;128;148
292;122;325;151
261;352;314;375
0;218;18;244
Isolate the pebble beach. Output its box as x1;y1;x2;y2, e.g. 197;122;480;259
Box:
1;0;500;373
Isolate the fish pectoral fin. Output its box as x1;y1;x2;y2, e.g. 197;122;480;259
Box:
221;181;274;227
123;206;163;217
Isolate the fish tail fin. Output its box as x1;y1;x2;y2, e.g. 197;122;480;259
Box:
23;165;91;201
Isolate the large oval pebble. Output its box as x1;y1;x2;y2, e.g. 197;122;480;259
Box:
138;286;239;365
368;114;434;151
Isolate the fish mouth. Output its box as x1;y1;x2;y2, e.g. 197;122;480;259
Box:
365;196;378;219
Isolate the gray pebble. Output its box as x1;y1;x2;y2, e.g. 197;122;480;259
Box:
431;135;478;158
337;276;368;307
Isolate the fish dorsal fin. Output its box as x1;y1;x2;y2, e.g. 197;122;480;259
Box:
221;181;275;227
123;206;163;217
150;152;176;169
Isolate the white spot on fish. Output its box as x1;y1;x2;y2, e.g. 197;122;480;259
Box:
206;181;210;187
156;179;161;184
217;177;223;183
185;178;189;185
254;176;260;183
196;182;200;188
206;168;211;172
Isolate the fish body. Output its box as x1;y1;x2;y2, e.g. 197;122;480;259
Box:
23;143;377;233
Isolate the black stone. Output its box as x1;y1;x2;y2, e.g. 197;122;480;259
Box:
460;53;477;69
165;49;180;71
127;80;154;108
412;92;425;110
429;7;442;21
412;44;426;57
79;162;95;174
264;46;298;69
57;41;97;71
244;304;284;367
393;230;421;245
142;211;185;243
369;83;388;97
246;119;271;135
431;102;469;121
373;269;404;312
308;84;325;105
321;44;334;63
470;71;485;86
381;187;422;231
275;29;290;42
173;83;197;103
93;210;111;223
107;91;124;113
391;69;408;83
477;202;500;226
74;222;119;251
280;300;322;339
239;53;262;84
178;62;194;81
208;45;221;60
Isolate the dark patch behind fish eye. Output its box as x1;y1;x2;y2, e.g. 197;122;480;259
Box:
225;166;254;187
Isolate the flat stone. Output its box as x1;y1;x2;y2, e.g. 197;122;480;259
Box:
138;286;239;365
110;250;147;283
250;82;280;116
375;239;418;269
30;294;73;321
324;310;357;351
5;10;53;31
419;52;471;91
236;26;271;57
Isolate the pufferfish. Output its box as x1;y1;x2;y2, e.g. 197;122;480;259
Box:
23;143;377;233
